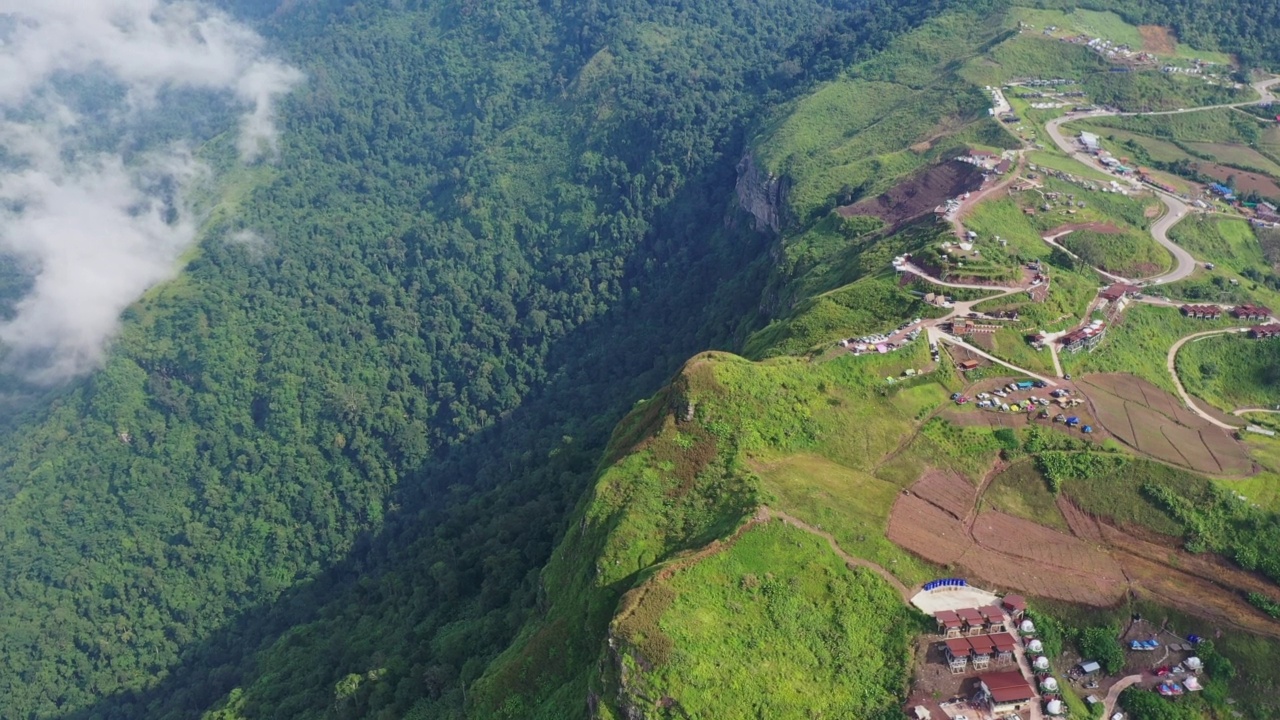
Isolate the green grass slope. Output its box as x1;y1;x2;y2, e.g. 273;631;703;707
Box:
1178;333;1280;411
610;521;920;720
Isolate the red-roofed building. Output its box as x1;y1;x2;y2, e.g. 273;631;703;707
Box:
944;638;972;673
969;635;996;669
957;607;986;636
1250;323;1280;339
1099;283;1141;302
979;605;1008;633
1002;595;1027;620
990;632;1017;665
934;610;964;638
1180;304;1223;320
977;671;1037;715
1233;304;1273;321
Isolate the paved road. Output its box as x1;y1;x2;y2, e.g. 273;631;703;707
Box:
1103;674;1144;719
1042;76;1280;286
1165;328;1251;430
927;326;1060;386
1042;117;1195;285
1041;231;1131;284
1233;407;1280;416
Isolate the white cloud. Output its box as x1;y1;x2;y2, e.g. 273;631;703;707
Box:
0;0;302;382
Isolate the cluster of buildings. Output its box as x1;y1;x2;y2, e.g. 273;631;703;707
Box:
1250;323;1280;339
958;149;1013;174
1180;304;1223;320
1061;319;1107;353
1233;304;1273;321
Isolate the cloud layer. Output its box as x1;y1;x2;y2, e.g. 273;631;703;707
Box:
0;0;302;382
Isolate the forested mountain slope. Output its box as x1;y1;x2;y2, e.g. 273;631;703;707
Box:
4;0;1280;719
0;0;953;718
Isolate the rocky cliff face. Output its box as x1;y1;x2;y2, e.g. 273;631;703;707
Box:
735;152;787;233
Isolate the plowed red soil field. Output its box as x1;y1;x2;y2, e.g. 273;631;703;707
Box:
1081;374;1252;475
838;159;987;226
911;468;977;520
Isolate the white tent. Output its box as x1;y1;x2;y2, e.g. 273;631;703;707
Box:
1020;619;1036;634
1034;656;1050;670
1041;677;1059;692
1027;639;1044;653
1047;699;1065;716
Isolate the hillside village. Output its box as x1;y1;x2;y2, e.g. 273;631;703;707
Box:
710;7;1280;720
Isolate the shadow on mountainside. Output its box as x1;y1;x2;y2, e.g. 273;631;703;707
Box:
57;173;776;720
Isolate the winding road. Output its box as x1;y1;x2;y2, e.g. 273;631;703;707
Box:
1165;328;1250;430
1042;76;1280;286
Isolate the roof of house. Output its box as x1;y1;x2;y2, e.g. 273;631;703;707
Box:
981;671;1036;703
1080;661;1102;673
1099;283;1140;301
934;610;960;622
1002;594;1027;611
945;638;973;656
1181;304;1222;315
978;605;1005;621
1234;304;1272;316
957;608;985;623
1251;323;1280;336
989;632;1017;652
969;635;996;654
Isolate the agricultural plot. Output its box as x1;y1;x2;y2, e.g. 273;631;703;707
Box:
1186;142;1280;176
887;490;1127;605
1081;374;1253;475
911;468;978;520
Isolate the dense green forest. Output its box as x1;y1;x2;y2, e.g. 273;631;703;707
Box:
4;0;1280;718
0;0;953;717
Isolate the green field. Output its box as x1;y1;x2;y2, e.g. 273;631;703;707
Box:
1028;149;1119;183
1177;333;1280;412
616;522;919;719
752;8;1020;223
1063;304;1250;393
1059;228;1173;278
1163;215;1280;309
984;458;1069;531
1010;7;1233;64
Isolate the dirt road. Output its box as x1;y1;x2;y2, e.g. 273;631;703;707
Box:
761;506;914;603
1166;328;1250;430
1103;674;1143;718
927;326;1060;386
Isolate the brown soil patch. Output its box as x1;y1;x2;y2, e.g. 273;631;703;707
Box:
1138;25;1177;55
1080;374;1253;476
888;493;970;567
887;494;1127;605
1197;162;1280;202
911;468;978;520
838;159;987;226
1057;496;1104;544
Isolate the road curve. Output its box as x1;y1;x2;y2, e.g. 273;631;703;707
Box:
1042;116;1195;285
1233;408;1280;416
1166;328;1250;430
927;326;1060;386
1103;674;1144;719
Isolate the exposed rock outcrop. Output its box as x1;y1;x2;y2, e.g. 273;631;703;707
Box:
735;152;787;233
